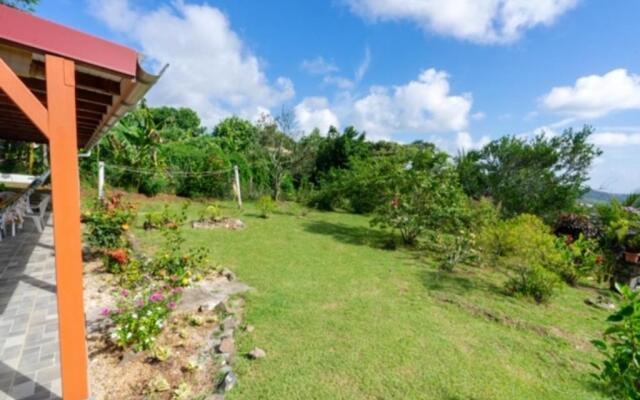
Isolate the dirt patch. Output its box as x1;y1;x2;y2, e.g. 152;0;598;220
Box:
191;218;245;231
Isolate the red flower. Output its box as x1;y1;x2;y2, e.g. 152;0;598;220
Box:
106;249;128;265
595;255;604;265
565;235;574;245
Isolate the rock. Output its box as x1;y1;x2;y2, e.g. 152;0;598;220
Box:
217;336;235;354
221;268;236;281
248;347;266;359
244;325;255;333
222;316;237;331
218;370;237;392
585;296;616;310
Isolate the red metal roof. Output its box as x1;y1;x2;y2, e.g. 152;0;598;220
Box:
0;5;138;77
0;4;164;149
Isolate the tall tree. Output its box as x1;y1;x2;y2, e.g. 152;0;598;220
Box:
456;126;602;220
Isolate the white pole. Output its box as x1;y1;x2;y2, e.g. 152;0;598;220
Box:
233;165;242;208
98;161;105;200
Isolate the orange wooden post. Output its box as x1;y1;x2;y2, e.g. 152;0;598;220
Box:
0;54;90;399
45;55;89;400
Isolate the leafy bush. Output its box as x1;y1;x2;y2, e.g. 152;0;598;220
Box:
83;194;135;251
478;214;573;300
108;286;181;351
505;265;562;304
557;234;605;284
143;204;188;230
139;174;169;197
200;203;222;221
591;284;640;399
257;195;276;218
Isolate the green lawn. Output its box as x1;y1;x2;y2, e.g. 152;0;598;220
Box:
132;197;609;400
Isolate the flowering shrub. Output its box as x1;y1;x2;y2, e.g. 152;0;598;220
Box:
107;286;181;351
83;194;135;251
438;230;477;272
150;217;213;287
103;248;129;274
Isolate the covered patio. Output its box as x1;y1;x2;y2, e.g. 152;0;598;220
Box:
0;5;161;399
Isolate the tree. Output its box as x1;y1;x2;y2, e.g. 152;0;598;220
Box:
0;0;39;11
371;146;467;245
456;126;602;220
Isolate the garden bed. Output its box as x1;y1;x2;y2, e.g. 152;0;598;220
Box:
85;271;250;399
192;217;246;231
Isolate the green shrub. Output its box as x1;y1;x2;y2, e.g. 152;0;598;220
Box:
505;264;561;303
591;284;640;399
200;203;222;221
139;174;169;197
257;195;276;218
83;194;135;251
478;214;573;300
108;286;181;351
626;235;640;252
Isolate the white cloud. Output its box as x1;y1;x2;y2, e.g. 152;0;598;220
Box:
471;111;486;121
294;97;340;134
323;76;355;90
349;69;472;140
89;0;294;126
301;57;339;75
456;131;490;152
590;132;640;147
345;0;578;44
541;69;640;118
355;46;371;82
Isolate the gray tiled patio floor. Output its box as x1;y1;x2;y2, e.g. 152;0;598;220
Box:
0;217;61;400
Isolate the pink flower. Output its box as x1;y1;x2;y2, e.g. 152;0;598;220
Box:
136;299;145;307
100;307;110;317
149;292;165;302
121;289;129;297
172;287;184;295
168;301;177;310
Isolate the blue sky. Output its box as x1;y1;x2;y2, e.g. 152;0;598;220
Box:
36;0;640;193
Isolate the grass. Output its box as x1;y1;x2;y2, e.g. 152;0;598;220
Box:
127;196;609;399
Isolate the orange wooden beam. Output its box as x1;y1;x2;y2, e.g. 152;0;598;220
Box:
0;57;49;137
45;55;89;400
